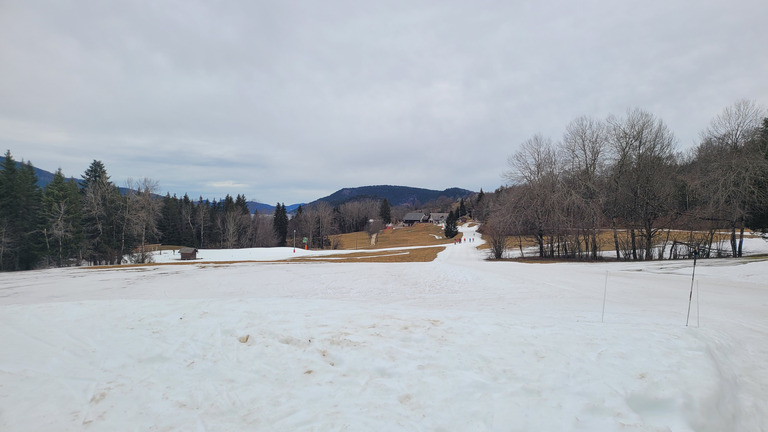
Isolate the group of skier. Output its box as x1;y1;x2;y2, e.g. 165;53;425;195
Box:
453;236;475;245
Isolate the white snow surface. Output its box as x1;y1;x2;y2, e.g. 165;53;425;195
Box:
1;225;767;431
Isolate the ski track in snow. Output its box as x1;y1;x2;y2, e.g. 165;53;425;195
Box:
1;225;767;431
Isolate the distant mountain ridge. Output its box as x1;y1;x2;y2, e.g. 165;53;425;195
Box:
0;155;80;188
310;185;475;207
246;202;303;214
248;186;473;214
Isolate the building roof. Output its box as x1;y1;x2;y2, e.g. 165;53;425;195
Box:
403;212;426;221
429;213;449;221
179;247;198;254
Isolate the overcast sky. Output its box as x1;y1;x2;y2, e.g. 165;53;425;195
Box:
2;0;767;204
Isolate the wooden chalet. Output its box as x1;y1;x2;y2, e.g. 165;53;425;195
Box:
402;212;427;226
429;213;449;224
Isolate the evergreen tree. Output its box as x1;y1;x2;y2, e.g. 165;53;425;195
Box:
379;198;391;224
220;195;239;249
0;151;19;270
80;160;109;191
42;169;84;266
273;202;288;246
746;117;768;234
81;160;126;265
0;153;46;270
179;194;195;247
158;194;182;246
19;161;46;269
209;199;223;248
458;198;467;218
195;197;211;248
235;194;249;215
444;210;459;238
473;188;488;222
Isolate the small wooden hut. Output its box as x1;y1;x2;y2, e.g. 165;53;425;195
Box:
179;247;198;260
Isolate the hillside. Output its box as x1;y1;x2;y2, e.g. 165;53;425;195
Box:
311;185;474;207
0;155;79;188
249;184;475;214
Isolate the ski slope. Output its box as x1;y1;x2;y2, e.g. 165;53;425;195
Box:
1;225;767;431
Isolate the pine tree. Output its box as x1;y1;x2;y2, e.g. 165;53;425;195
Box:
0;151;19;270
458;198;467;218
180;194;196;247
80;160;109;191
0;155;45;269
379;199;391;224
444;210;459;238
195;197;210;248
81;160;126;265
235;194;249;215
0;153;46;270
209;199;223;248
158;194;181;246
0;151;23;270
273;202;288;246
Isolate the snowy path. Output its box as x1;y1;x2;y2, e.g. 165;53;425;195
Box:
1;226;767;431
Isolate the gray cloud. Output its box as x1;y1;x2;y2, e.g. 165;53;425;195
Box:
2;0;767;204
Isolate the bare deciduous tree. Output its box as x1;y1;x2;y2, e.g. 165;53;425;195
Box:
505;134;562;258
337;199;379;234
563;116;608;259
694;100;767;256
125;178;162;263
607;108;677;260
313;201;336;249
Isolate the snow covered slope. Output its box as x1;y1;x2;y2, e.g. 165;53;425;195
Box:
1;225;766;431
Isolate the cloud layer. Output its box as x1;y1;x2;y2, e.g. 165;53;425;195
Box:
2;0;767;203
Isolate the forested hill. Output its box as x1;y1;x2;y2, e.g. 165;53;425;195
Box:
249;186;473;214
312;185;475;207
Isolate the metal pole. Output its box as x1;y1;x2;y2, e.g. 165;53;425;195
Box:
686;250;698;326
293;230;296;253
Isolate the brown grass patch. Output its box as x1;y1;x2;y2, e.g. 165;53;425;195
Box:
331;223;459;250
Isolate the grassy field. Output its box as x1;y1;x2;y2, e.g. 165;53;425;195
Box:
307;224;461;262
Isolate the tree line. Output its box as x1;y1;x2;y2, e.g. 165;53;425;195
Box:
1;153;466;270
480;100;768;260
